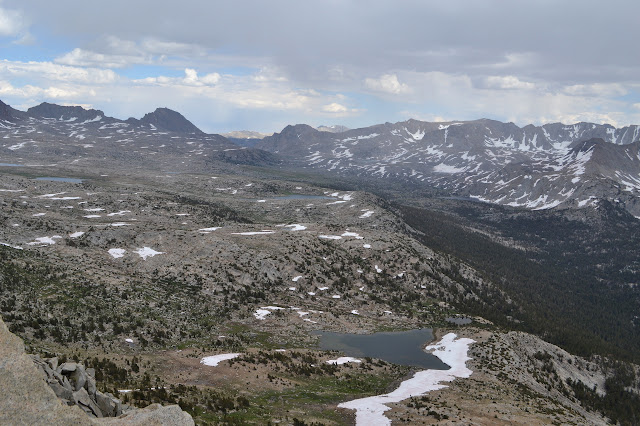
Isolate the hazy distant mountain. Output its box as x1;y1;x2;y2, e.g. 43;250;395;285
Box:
222;130;271;139
258;119;640;215
316;124;350;133
223;130;272;148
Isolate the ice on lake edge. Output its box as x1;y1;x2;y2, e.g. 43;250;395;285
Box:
337;333;475;426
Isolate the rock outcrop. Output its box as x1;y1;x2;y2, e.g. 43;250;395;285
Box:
0;316;194;425
31;356;123;418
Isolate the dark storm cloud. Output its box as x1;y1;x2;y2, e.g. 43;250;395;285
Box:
8;0;640;87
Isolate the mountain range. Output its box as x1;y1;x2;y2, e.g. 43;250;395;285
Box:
256;119;640;216
0;100;277;170
2;98;640;424
2;99;640;216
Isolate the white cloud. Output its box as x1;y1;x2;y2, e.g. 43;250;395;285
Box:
484;75;535;90
0;60;117;84
183;68;198;84
137;68;221;87
0;5;25;37
183;68;220;86
55;48;150;69
0;81;83;99
364;74;410;95
563;83;628;97
554;112;623;127
322;103;348;113
54;36;208;69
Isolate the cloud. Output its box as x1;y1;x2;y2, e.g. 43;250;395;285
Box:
322;103;348;113
137;68;220;87
131;67;346;114
484;76;535;90
0;4;26;37
55;48;149;69
364;74;410;95
563;83;628;97
2;1;640;131
0;81;83;99
54;36;208;69
0;60;117;84
183;68;220;85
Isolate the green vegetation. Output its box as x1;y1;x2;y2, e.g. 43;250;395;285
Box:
567;362;640;425
398;202;640;363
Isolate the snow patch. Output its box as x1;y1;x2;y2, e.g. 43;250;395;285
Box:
232;230;275;235
200;353;241;366
327;357;362;365
433;163;465;174
199;227;221;232
319;235;342;240
108;248;126;259
27;236;62;245
359;210;374;218
135;247;164;260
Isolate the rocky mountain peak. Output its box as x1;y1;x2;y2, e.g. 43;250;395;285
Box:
135;107;204;134
0;99;14;120
27;102;105;122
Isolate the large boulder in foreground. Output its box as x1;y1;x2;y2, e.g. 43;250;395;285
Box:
0;316;194;425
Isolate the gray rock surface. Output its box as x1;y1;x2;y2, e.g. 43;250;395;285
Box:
0;315;194;425
98;404;194;425
0;315;90;425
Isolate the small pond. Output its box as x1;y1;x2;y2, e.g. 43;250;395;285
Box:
34;177;84;183
314;328;450;369
0;163;23;167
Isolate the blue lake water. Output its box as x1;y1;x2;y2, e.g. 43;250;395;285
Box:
35;177;84;183
314;328;450;369
0;163;23;167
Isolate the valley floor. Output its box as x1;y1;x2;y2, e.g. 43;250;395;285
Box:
0;164;636;425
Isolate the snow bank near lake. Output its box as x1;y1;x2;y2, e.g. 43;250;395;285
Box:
327;357;362;365
200;353;241;366
338;333;475;426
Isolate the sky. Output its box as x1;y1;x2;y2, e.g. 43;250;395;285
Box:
0;0;639;134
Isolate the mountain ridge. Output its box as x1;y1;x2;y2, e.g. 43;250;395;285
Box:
1;100;205;135
255;118;640;215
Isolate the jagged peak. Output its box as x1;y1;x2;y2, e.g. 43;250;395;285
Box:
134;107;204;134
27;102;104;121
